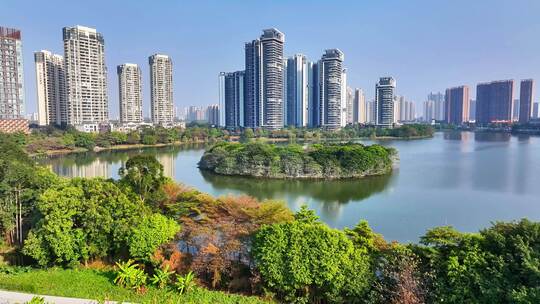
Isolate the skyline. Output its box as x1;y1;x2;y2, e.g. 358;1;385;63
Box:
3;0;540;118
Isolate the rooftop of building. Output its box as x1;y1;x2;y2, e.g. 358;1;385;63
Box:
0;26;21;39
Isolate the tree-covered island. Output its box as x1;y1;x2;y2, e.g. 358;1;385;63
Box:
199;141;397;179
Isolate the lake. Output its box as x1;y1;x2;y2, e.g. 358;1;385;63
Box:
39;131;540;243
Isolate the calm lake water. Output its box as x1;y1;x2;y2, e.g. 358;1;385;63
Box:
39;131;540;243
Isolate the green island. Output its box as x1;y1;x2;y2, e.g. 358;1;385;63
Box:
1;132;539;304
199;141;397;179
16;123;432;156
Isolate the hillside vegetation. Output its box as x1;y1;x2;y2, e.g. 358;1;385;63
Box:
199;142;397;179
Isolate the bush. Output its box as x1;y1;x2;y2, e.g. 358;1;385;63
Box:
114;259;148;293
128;213;180;262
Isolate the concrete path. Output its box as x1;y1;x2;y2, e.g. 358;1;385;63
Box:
0;290;123;304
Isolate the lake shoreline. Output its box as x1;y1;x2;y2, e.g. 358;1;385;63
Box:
31;134;431;158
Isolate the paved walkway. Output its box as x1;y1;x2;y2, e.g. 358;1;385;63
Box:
0;290;122;304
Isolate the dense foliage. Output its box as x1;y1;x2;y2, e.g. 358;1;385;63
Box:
199;142;396;179
1;132;539;304
17;123;433;156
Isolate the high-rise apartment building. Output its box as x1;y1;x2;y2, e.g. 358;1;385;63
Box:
284;54;312;127
445;86;470;124
219;71;244;129
423;100;434;122
244;28;285;130
532;102;539;119
0;27;24;119
117;63;143;124
476;80;514;124
149;54;173;125
34;50;66;126
427;92;445;121
512;99;520;121
345;87;354;124
519;79;534;124
469;99;476;121
318;49;345;130
353;88;366;123
375;77;396;127
63;25;108;126
206;104;220;125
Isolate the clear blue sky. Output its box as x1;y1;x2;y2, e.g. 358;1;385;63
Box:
3;0;540;118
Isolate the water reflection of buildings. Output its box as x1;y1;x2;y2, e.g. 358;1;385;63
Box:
155;153;175;178
50;159;110;178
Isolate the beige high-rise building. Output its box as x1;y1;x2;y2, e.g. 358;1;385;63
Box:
149;54;173;125
117;63;143;124
35;50;67;126
63;25;108;126
353;88;366;123
0;27;24;119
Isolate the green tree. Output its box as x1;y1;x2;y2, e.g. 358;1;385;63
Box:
22;178;147;267
128;213;180;262
119;155;166;205
252;210;372;303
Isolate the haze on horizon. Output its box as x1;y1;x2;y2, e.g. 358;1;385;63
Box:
2;0;540;118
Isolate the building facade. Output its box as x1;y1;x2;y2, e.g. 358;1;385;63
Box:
0;27;24;119
375;77;396;127
220;71;244;129
318;49;345;130
244;28;285;130
533;102;539;119
63;25;108;126
117;63;143;124
427;92;445;121
476;80;514;124
519;79;534;124
284;54;312;127
353;88;366;124
149;54;173;125
206;104;219;125
34;50;66;126
445;85;470;124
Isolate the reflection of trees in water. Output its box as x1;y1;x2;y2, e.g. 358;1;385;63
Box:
40;143;209;178
200;170;394;205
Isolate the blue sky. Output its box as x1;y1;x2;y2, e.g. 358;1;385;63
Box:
3;0;540;118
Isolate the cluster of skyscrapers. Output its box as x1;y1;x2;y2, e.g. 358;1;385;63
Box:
2;24;539;134
220;28;402;130
424;79;537;125
30;25;177;131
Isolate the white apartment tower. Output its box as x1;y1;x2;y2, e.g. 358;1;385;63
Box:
353;88;366;123
284;54;312;127
35;50;67;126
63;25;108;126
0;27;24;119
117;63;143;124
149;54;173;125
318;49;345;130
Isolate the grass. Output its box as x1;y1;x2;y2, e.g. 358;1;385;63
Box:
0;268;270;304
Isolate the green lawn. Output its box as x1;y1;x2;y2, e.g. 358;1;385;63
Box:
0;268;270;304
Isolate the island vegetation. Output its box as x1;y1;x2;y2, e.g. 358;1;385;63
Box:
199;142;397;179
14;123;433;156
1;132;538;303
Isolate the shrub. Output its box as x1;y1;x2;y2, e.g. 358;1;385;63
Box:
128;213;180;262
114;259;148;293
150;264;175;289
175;271;196;295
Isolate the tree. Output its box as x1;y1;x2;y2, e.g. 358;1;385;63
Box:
252;209;372;303
128;213;180;262
119;155;166;205
23;178;147;267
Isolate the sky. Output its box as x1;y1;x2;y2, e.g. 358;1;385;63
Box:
3;0;540;118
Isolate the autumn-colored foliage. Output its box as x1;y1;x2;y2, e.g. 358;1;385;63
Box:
160;183;293;292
